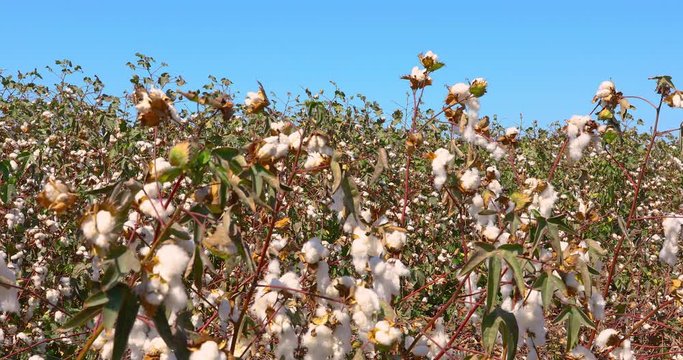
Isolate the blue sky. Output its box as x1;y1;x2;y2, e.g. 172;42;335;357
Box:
2;1;683;130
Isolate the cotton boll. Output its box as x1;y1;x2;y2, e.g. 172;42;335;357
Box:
164;279;188;314
331;309;352;359
384;228;407;251
372;320;401;346
405;335;429;356
513;290;546;350
154;244;191;282
449;83;470;103
431;148;454;190
0;261;19;312
588;288;606;321
659;217;682;266
570;345;597;360
189;341;226;360
595;80;615;100
81;210;117;249
460;168;481;192
427;318;451;358
354;286;380;317
304;152;326;169
302;324;334;360
595;328;620;349
369;258;409;301
301;237;328;264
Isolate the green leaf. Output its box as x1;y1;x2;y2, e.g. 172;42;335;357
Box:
497;248;526;297
486;257;502;313
553;305;595;351
152;306;190;360
481;307;518;360
111;286;140;360
84;291;109;308
60;305;103;331
103;284;127;330
459;242;496;276
577;258;592;299
157;167;183;183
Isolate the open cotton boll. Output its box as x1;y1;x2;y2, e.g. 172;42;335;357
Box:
354;286;380;318
513;290;546;352
369;258;409;301
449;83;470;103
404;335;429;357
301;237;328;264
588;288;606;321
350;227;383;274
427;317;451;358
595;328;620;349
302;324;335;360
460;168;481;192
153;244;191;281
372;320;402;346
189;341;226;360
257;134;290;160
384;228;407;251
81;210;117;249
274;316;298;360
331;309;353;359
570;345;597;360
659;216;683;266
595;80;615;100
304;152;326;169
431;148;454;190
0;260;19;312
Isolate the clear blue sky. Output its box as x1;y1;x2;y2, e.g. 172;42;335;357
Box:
2;1;683;130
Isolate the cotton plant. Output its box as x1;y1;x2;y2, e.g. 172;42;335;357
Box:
2;52;683;360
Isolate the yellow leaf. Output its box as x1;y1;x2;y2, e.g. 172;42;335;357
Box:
510;192;532;211
274;217;290;229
